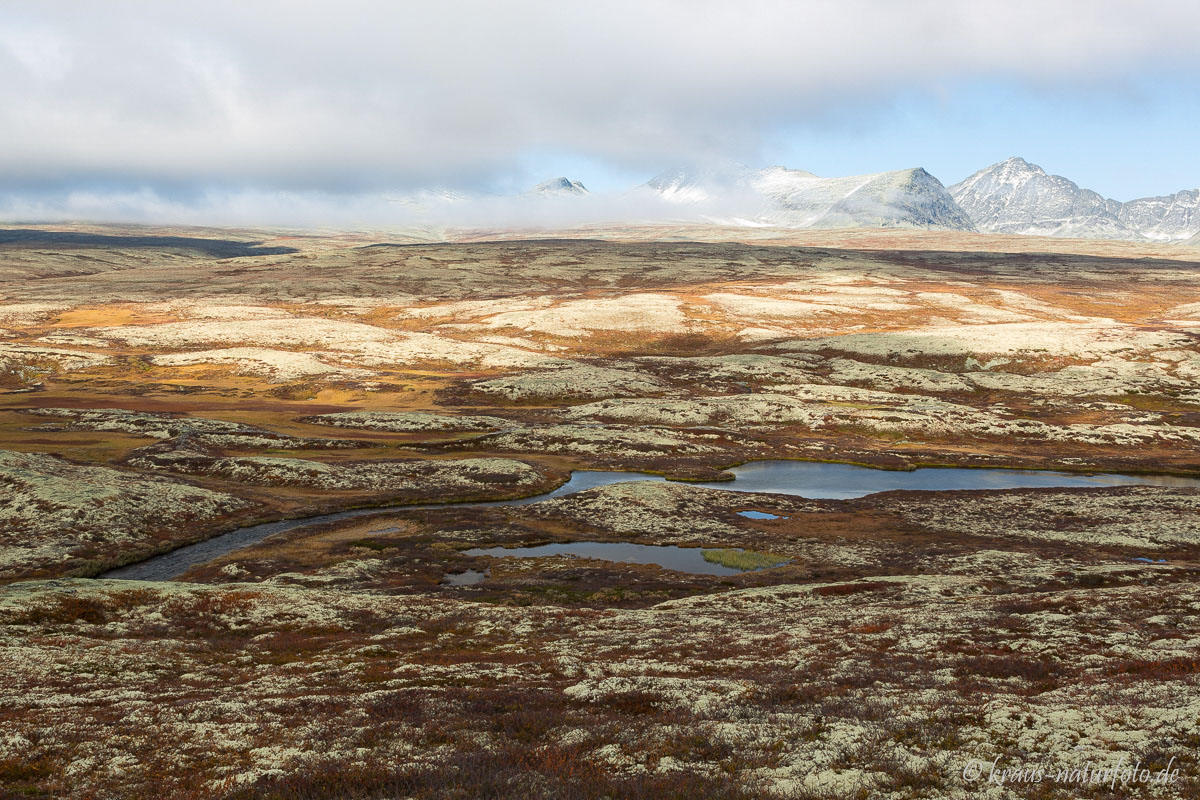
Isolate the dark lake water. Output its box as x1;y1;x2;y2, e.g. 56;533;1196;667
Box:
100;461;1199;581
697;460;1199;500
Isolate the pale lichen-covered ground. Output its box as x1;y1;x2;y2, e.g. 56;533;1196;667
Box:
0;450;252;581
1;224;1199;798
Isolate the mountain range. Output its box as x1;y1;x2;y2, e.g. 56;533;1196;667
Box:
391;161;1200;242
949;157;1200;241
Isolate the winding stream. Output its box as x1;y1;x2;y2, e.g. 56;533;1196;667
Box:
100;461;1200;581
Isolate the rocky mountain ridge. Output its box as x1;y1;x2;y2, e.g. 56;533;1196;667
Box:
950;157;1200;241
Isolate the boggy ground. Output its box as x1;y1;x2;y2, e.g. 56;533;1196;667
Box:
1;224;1199;798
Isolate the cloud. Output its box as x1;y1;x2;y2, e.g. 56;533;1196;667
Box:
0;185;704;230
1;0;1199;223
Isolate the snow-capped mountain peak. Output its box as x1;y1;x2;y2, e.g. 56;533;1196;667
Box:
530;177;588;196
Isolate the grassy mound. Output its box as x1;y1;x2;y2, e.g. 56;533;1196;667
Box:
701;548;788;571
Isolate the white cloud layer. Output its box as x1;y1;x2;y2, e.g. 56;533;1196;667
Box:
0;185;707;230
2;0;1199;224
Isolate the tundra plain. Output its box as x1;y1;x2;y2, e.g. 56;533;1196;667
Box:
2;224;1200;799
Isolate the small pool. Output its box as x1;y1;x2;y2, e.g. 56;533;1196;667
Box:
738;510;784;520
463;541;781;576
442;569;488;586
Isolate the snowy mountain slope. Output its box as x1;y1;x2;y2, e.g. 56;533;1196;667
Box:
1118;189;1200;241
759;167;975;230
950;158;1200;241
646;165;975;230
645;166;746;204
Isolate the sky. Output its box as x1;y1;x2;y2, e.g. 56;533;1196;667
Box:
2;0;1200;226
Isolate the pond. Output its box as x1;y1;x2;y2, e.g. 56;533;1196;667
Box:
691;460;1200;500
441;569;489;586
737;510;784;520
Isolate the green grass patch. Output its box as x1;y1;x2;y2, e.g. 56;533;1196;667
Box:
701;549;788;571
